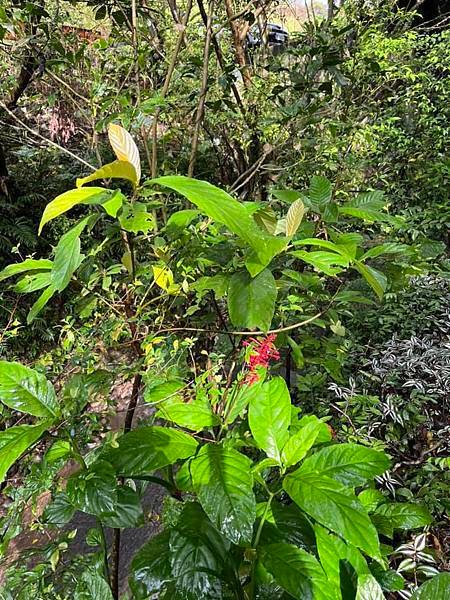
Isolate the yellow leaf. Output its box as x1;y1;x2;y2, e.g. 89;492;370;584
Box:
108;124;141;183
38;187;108;234
76;160;138;188
152;266;174;291
285;199;305;237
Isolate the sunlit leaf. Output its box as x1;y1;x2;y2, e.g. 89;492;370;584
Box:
285;199;305;236
0;422;49;484
0;361;59;418
108;123;141;183
76;160;138;188
38;187;110;234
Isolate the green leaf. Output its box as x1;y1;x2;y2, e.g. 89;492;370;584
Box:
298;444;390;488
44;492;76;525
76;160;138;188
272;189;302;204
102;485;144;528
0;361;59;418
358;489;386;513
166;209;200;232
105;426;198;476
290;250;350;276
74;569;114;600
169;503;229;599
354;262;387;300
190;444;256;545
283;471;380;558
259;501;316;549
360;242;411;261
130;530;173;598
410;573;450;600
102;190;124;217
227;268;277;332
45;440;72;464
0;422;49;484
51;218;90;291
66;460;117;518
248;377;291;462
355;574;385;600
374;503;432;531
281;420;323;467
260;543;332;600
27;285;56;324
292;415;332;443
192;274;229;299
293;238;353;259
119;202;155;233
13;271;52;293
285;199;305;236
315;525;369;592
144;379;184;403
157;397;219;431
309;176;332;211
0;259;53;282
151;176;287;273
38;187;110;234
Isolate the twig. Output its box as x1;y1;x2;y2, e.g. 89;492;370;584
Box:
0;101;96;170
151;0;193;178
188;0;215;177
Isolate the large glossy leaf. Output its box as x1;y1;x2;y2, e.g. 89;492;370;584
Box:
27;285;56;324
374;503;432;531
0;361;59;418
66;460;117;518
108;123;141;183
74;569;114;600
169;503;229;599
38;187;111;234
283;471;380;558
51;218;89;291
281;419;323;467
151;176;287;273
290;250;350;276
260;543;332;600
354;262;387;300
157;397;219;431
227;268;277;332
248;377;291;462
298;444;390;488
410;573;450;600
105;426;198;476
190;444;256;545
77;160;138;188
355;574;385;600
0;258;53;282
0;422;49;484
130;530;173;598
315;525;369;592
102;485;144;528
44;492;76;525
259;501;316;549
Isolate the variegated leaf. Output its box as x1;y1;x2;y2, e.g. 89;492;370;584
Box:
286;199;305;236
108;124;141;183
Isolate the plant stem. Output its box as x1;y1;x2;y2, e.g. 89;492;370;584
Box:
248;492;274;599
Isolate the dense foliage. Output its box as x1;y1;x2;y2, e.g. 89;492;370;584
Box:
0;1;448;599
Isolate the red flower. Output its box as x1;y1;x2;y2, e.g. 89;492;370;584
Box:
243;334;280;385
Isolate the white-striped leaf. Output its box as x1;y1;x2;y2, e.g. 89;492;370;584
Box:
285;199;305;236
108;124;141;183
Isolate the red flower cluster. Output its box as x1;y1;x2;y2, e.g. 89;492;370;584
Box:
243;334;280;385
